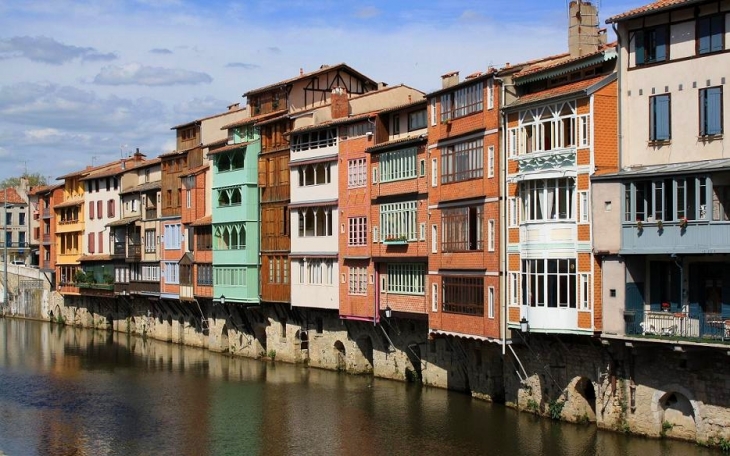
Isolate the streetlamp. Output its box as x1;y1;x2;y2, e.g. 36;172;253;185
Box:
384;305;392;319
520;317;529;333
219;295;226;305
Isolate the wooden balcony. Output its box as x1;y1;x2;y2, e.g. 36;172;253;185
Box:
78;282;115;298
145;208;157;220
129;280;160;295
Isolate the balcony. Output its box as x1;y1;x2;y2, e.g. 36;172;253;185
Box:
129;280;160;295
145;207;157;220
624;310;729;343
111;242;141;261
42;208;51;219
513;147;576;175
621;221;730;254
42;234;51;244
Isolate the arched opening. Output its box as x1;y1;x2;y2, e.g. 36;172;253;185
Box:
106;314;113;329
230;188;242;205
217;154;230;172
405;342;422;383
333;340;346;371
659;391;696;440
356;335;374;373
254;326;267;356
297;330;309;350
220;325;230;353
218;190;230;206
231;150;244;170
571;377;597;422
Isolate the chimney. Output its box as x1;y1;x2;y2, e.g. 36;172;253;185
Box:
227;103;240;111
300;68;304;76
133;148;146;162
441;71;459;89
568;1;603;58
330;87;349;119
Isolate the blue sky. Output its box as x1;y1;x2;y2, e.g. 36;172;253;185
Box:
0;0;646;182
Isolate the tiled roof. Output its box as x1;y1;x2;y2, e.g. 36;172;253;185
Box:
78;254;112;262
426;68;497;98
190;215;212;226
593;158;730;180
288;111;377;135
514;43;617;79
203;138;228;149
207;141;253;157
53;199;84;209
106;216;140;227
119;180;161;195
170;106;246;130
220;109;286;130
606;0;698;23
243;63;376;97
373;98;427;116
158;144;200;159
0;188;26;204
181;164;209;177
365;134;427;154
505;75;610;109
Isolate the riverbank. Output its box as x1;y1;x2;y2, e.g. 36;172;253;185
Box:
11;293;730;451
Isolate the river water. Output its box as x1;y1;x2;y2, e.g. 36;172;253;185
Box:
0;318;716;456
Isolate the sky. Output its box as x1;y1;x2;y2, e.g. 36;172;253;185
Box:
0;0;646;184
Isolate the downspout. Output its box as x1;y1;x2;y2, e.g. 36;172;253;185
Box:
494;75;508;356
612;22;623;170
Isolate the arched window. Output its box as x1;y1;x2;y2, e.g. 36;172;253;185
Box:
231;150;245;170
218;190;230;207
304;165;315;186
217;154;230;172
231;188;242;205
315;164;327;184
305;208;315;236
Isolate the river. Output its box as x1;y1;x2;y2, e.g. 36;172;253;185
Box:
0;318;716;455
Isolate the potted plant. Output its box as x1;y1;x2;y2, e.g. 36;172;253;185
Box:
657;220;663;230
636;220;643;231
679;217;688;229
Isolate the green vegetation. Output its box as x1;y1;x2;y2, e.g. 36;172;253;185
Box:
267;349;277;361
661;420;674;437
526;399;540;413
0;172;47;189
548;399;565;420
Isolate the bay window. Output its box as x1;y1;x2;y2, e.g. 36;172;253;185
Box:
520;178;575;221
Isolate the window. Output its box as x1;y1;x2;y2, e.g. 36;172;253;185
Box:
216;149;246;172
487;146;494;178
392;114;400;135
487;78;494;109
520;178;575;221
579;191;590;223
442;205;482;252
386;263;425;295
430;98;437;126
700;87;723;136
298;163;331;186
625;177;708;222
145;229;156;253
217;187;243;207
509;272;519;306
441;138;483;184
419;159;425;177
164;262;179;284
141;265;160;281
97;200;103;219
340;121;373;138
269;256;288;284
186;189;191;209
580;273;591;310
431;158;438;187
348;265;367;295
507;128;518;157
89;202;94;220
348;217;367;246
634;25;668;65
697;15;724;55
197;264;212;286
650;94;671;141
164;224;181;250
380;201;417;241
431;224;438;253
348;158;367;188
441;82;483;121
488;286;495;318
431;283;438;312
508;197;519;227
18;213;25;226
298;207;333;237
196;226;212;250
487;219;495;252
291;128;337;152
303;259;334;285
522;258;577;308
180;263;192;285
408;110;426;131
214;267;247;286
514;102;578;155
442;276;484;315
214;224;246;249
380;147;417;182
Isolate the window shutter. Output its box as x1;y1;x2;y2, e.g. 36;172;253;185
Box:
706;88;722;135
698;18;711;54
710;16;723;52
634;30;645;65
652;96;670;140
88;232;95;254
89;201;94;219
98;232;103;254
97;200;103;219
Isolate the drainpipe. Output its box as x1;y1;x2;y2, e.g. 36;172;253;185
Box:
611;22;623;170
494;75;510;356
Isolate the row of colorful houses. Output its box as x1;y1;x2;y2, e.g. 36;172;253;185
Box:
27;0;730;348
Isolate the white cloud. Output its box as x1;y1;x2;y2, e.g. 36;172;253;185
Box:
0;35;117;64
226;62;260;70
93;63;213;86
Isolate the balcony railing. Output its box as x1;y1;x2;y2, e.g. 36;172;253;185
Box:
129;280;160;295
624;310;729;343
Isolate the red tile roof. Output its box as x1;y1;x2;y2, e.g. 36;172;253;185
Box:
180;164;209;177
514;43;617;79
0;188;26;204
507;75;610;108
288;111;378;135
606;0;697;23
243;63;377;97
190;215;212;226
207;141;254;157
220;109;286;130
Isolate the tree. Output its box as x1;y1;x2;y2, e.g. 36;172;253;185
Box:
0;172;48;189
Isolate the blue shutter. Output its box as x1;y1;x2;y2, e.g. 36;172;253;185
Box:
698;17;711;54
652;96;671;141
634;30;645;65
706;87;722;135
711;16;723;52
655;26;667;62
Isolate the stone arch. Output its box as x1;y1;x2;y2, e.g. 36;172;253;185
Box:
296;329;309;350
567;376;597;422
254;325;267;355
655;387;698;440
356;335;374;373
220;325;230;353
333;340;346;371
106;314;114;329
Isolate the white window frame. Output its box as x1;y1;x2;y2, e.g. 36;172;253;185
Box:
430;98;437;126
431;283;438;312
431;158;438;187
487;219;495;252
488;286;495;318
487;78;494;110
348;266;367;295
164;223;181;250
386;263;425;295
580;273;591;310
380;201;417;241
348;217;367;246
508;197;518;227
579;190;590;224
380;147;417;182
164;261;179;284
348;158;367;188
431;224;438;253
487;145;495;178
508;272;519;307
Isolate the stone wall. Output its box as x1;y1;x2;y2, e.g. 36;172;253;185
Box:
31;294;730;448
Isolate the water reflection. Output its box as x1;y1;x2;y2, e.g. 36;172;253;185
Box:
0;319;715;456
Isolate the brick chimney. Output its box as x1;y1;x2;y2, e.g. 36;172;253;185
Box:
568;1;606;58
441;71;459;89
330;87;349;119
133;148;146;162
